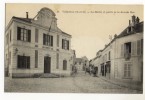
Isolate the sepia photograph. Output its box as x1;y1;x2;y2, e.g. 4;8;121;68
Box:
4;3;143;94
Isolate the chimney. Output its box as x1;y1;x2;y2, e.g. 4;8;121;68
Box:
136;17;140;24
26;12;29;19
132;15;136;26
114;34;117;38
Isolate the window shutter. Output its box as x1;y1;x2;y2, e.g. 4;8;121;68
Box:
17;27;21;40
121;44;124;57
23;56;26;68
28;30;31;42
27;56;30;69
48;35;50;45
131;42;135;56
56;53;59;69
51;36;53;46
35;29;38;43
137;40;141;55
124;64;127;77
17;55;20;68
43;34;45;45
35;50;38;68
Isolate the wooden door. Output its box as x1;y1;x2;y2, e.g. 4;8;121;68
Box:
44;56;51;73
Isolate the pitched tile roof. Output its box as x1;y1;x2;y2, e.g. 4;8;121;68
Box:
101;21;143;52
117;21;143;38
13;16;32;23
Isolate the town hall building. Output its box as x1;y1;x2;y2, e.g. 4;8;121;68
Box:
5;7;74;77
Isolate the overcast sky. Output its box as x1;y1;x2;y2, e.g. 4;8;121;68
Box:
6;4;143;60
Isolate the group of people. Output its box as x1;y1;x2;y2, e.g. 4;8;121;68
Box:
70;64;98;77
85;65;98;77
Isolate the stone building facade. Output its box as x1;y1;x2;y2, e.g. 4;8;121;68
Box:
91;15;143;82
5;7;74;77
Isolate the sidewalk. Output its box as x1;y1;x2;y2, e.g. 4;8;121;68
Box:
99;76;143;91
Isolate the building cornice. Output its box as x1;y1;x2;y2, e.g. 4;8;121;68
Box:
6;17;72;38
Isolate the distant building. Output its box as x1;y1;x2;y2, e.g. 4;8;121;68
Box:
75;56;89;71
91;15;143;82
5;7;74;77
75;58;84;71
89;50;102;76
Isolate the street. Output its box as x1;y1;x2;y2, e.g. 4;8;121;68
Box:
4;71;142;93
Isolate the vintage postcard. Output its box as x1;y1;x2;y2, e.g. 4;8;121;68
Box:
4;3;143;94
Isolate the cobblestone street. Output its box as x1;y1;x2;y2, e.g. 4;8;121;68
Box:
5;71;142;93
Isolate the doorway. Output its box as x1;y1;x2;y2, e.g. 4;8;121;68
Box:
44;56;51;73
63;60;67;70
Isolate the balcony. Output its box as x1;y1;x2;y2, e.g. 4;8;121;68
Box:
124;53;131;60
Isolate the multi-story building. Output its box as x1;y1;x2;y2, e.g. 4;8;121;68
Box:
5;7;74;77
75;58;84;71
113;15;143;82
75;56;89;71
91;15;143;82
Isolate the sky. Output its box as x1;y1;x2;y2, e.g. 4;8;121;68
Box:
6;4;143;60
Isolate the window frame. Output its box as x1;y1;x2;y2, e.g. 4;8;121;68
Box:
43;33;53;46
17;27;31;42
124;63;132;78
17;55;30;69
62;39;69;50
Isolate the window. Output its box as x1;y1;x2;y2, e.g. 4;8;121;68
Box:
35;50;38;68
79;62;81;65
124;63;131;78
35;29;39;43
124;42;131;59
17;27;31;42
56;53;59;69
125;42;131;54
17;55;30;69
57;35;59;47
62;39;69;50
43;34;53;46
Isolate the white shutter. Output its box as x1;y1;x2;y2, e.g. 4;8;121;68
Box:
131;42;135;56
121;44;124;57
